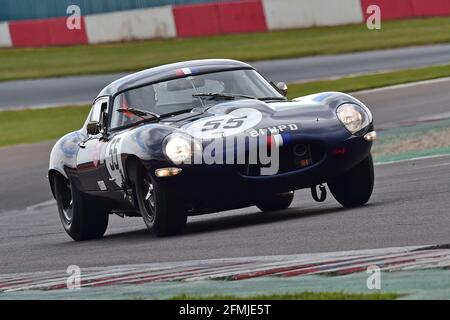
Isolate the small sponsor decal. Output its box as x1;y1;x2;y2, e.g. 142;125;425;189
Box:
247;124;299;137
175;68;193;76
97;180;107;191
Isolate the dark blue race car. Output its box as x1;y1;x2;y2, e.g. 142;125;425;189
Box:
48;59;376;241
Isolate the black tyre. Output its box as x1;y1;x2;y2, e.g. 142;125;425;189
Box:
328;154;374;208
54;174;109;241
256;191;294;212
131;164;187;236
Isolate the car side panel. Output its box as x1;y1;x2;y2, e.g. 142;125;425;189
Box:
49;130;85;179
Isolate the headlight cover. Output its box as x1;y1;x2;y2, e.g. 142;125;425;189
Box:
336;103;372;134
163;133;202;165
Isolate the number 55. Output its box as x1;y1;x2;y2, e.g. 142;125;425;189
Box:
201;116;248;132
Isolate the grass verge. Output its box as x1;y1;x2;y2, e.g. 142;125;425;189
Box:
0;106;90;147
287;64;450;97
170;292;400;300
1;17;450;81
1;64;450;148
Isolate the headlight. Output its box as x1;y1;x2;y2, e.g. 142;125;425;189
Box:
163;133;202;165
336;103;371;134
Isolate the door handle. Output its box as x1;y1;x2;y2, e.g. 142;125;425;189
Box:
79;137;93;149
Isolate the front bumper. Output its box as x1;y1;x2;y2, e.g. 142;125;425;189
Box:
150;130;373;205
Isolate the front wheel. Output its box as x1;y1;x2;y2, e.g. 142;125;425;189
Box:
131;164;187;236
327;154;374;208
256;191;294;212
54;174;109;241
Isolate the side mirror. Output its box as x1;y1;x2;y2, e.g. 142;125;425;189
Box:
276;82;288;96
87;121;100;135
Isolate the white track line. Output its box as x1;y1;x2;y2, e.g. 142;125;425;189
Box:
354;76;450;95
375;154;450;166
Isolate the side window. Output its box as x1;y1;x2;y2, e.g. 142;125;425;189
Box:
90;98;108;123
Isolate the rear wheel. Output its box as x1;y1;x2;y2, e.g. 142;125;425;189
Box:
54;174;109;241
328;154;374;208
131;164;187;236
256;191;294;212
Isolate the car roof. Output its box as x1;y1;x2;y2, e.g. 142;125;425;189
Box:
97;59;253;98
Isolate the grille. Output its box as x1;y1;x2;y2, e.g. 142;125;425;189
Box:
238;142;325;176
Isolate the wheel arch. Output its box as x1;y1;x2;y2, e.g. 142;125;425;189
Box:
124;155;148;185
48;169;67;199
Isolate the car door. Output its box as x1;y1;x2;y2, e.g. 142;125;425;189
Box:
76;97;109;192
91;130;129;197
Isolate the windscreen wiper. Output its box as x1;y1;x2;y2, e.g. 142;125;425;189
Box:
193;92;257;100
158;108;196;120
259;97;288;101
117;107;160;119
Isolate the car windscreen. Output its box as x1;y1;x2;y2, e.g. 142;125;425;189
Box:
109;69;282;129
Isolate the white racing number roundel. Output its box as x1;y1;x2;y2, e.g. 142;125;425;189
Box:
184;108;263;139
105;135;125;187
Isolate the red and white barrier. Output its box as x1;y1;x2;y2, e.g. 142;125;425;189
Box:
262;0;364;30
8;17;88;48
1;0;450;48
0;22;12;48
361;0;414;20
85;6;176;44
411;0;450;17
173;0;267;37
361;0;450;20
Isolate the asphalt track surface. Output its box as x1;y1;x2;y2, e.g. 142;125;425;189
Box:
1;44;450;109
1;155;449;274
0;78;450;274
